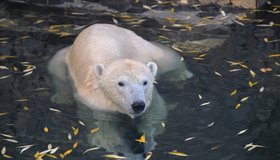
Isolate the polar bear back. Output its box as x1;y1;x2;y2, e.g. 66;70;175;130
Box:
65;24;164;89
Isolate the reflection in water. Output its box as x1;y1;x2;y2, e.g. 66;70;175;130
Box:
0;1;279;160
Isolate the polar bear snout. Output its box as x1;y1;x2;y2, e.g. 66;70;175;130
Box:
131;101;145;113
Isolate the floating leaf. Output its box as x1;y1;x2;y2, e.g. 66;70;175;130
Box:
2;139;18;143
211;146;219;150
248;81;258;87
44;127;48;133
240;96;249;102
171;45;183;53
215;71;223;77
268;54;280;57
72;127;79;136
207;121;214;127
168;150;188;157
185;137;195;141
260;86;264;92
23;106;29;110
17;144;35;154
264;37;269;43
50;147;59;154
230;89;237;96
112;18;118;24
49;108;61;113
0;66;8;70
83;147;100;154
244;143;266;151
200;102;211;106
90;127;99;134
45;154;57;159
249;70;256;78
1;147;6;155
0;133;13;138
229;69;241;72
235;103;241;109
68;133;72;140
3;154;12;158
63;149;72;156
79;120;85;126
73;142;78;149
260;67;272;72
0;75;11;80
143;5;152;10
161;122;165;128
144;152;152;160
103;154;127;159
198;94;202;99
135;134;146;143
237;129;248;135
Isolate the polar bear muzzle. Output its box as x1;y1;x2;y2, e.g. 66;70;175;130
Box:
131;101;145;114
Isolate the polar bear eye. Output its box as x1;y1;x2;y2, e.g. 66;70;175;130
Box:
143;81;148;86
118;82;125;87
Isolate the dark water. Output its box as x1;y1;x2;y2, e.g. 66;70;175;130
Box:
0;2;280;160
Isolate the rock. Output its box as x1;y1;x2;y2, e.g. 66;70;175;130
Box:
231;0;256;9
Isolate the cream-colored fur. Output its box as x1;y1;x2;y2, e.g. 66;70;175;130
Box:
48;24;193;117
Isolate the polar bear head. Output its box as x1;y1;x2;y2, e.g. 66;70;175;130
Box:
93;59;157;118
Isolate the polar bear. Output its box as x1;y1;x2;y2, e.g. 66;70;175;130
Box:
48;24;192;118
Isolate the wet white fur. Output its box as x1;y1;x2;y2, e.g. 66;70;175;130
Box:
48;24;193;117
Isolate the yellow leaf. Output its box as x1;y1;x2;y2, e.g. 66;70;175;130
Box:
264;37;269;43
260;67;272;72
168;150;188;157
90;127;99;134
249;70;256;78
248;81;258;87
45;154;57;159
44;127;48;133
34;151;40;158
72;127;79;136
235;103;241;109
34;20;44;24
103;154;127;159
230;89;237;96
239;64;248;68
23;106;29;110
268;54;280;57
73;142;78;149
135;134;146;143
59;154;64;159
64;149;72;156
3;154;13;159
0;112;8;116
171;8;175;13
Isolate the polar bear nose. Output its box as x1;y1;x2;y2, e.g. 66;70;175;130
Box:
131;102;145;113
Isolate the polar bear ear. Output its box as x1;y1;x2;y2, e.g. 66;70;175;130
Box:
93;63;105;79
147;62;157;77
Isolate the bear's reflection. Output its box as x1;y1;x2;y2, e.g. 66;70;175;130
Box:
77;89;166;160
